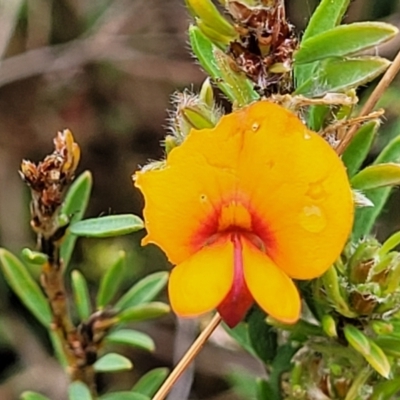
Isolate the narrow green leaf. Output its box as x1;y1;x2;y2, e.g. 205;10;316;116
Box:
296;57;390;97
60;171;93;268
342;121;379;178
351;163;400;190
106;329;155;352
0;249;52;327
94;353;133;373
68;382;92;400
20;392;51;400
49;331;68;368
189;25;258;105
115;271;168;310
21;249;48;265
100;392;149;400
295;0;350;87
366;340;391;378
247;307;277;363
295;23;397;65
380;231;400;257
132;368;169;396
97;251;126;308
374;336;400;358
118;302;170;323
223;322;257;357
70;215;144;238
371;378;400;400
227;370;258;400
71;270;91;321
302;0;351;41
344;326;391;378
353;136;400;241
344;325;371;354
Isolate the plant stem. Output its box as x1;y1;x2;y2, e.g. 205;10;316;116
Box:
336;48;400;155
153;313;222;400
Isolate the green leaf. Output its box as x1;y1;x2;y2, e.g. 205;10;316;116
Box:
371;378;400;400
71;270;91;321
0;249;52;327
380;231;400;256
118;302;170;324
295;0;351;87
106;329;155;352
20;392;51;400
97;251;126;308
189;25;259;106
68;382;92;400
100;392;149;400
115;272;168;310
302;0;350;41
60;171;93;268
223;322;257;357
94;353;133;373
353;136;400;241
374;336;400;358
247;307;277;363
295;23;397;65
21;249;48;265
132;367;169;396
342;120;379;178
296;57;390;97
70;214;144;238
344;325;391;378
351;163;400;190
344;325;371;354
227;370;258;400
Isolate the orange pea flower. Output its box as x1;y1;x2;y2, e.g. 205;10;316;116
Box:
135;101;354;327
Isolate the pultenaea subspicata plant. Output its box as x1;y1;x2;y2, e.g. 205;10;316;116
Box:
0;0;400;399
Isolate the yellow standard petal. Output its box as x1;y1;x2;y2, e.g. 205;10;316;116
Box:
168;238;234;316
242;237;301;323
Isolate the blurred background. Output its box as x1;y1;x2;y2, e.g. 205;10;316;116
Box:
0;0;399;399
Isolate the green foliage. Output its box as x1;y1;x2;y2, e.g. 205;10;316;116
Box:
20;392;51;400
97;251;126;308
188;26;259;106
71;270;92;321
70;215;144;238
60;171;93;269
105;329;155;352
94;353;133;373
115;271;168;310
68;382;92;400
353;135;400;241
100;393;149;400
351;163;400;190
342;120;379;177
295;57;390;97
0;249;52;327
117;302;170;324
295;23;397;65
131;368;169;397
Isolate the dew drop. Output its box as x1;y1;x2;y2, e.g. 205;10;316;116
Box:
306;182;326;202
299;205;327;233
251;122;260;132
200;194;208;203
304;132;312;140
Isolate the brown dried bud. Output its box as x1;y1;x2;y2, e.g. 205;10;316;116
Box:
227;0;298;95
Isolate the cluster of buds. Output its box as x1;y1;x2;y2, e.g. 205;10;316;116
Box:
20;130;80;239
285;235;400;399
186;0;298;96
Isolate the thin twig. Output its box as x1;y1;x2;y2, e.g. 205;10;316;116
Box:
153;313;222;400
336;48;400;155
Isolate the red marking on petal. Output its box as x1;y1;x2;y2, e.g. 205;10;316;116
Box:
217;234;253;327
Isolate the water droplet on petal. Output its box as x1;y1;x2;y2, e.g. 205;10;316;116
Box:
306;182;326;202
299;205;327;233
304;132;311;140
200;194;208;203
252;122;260;132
